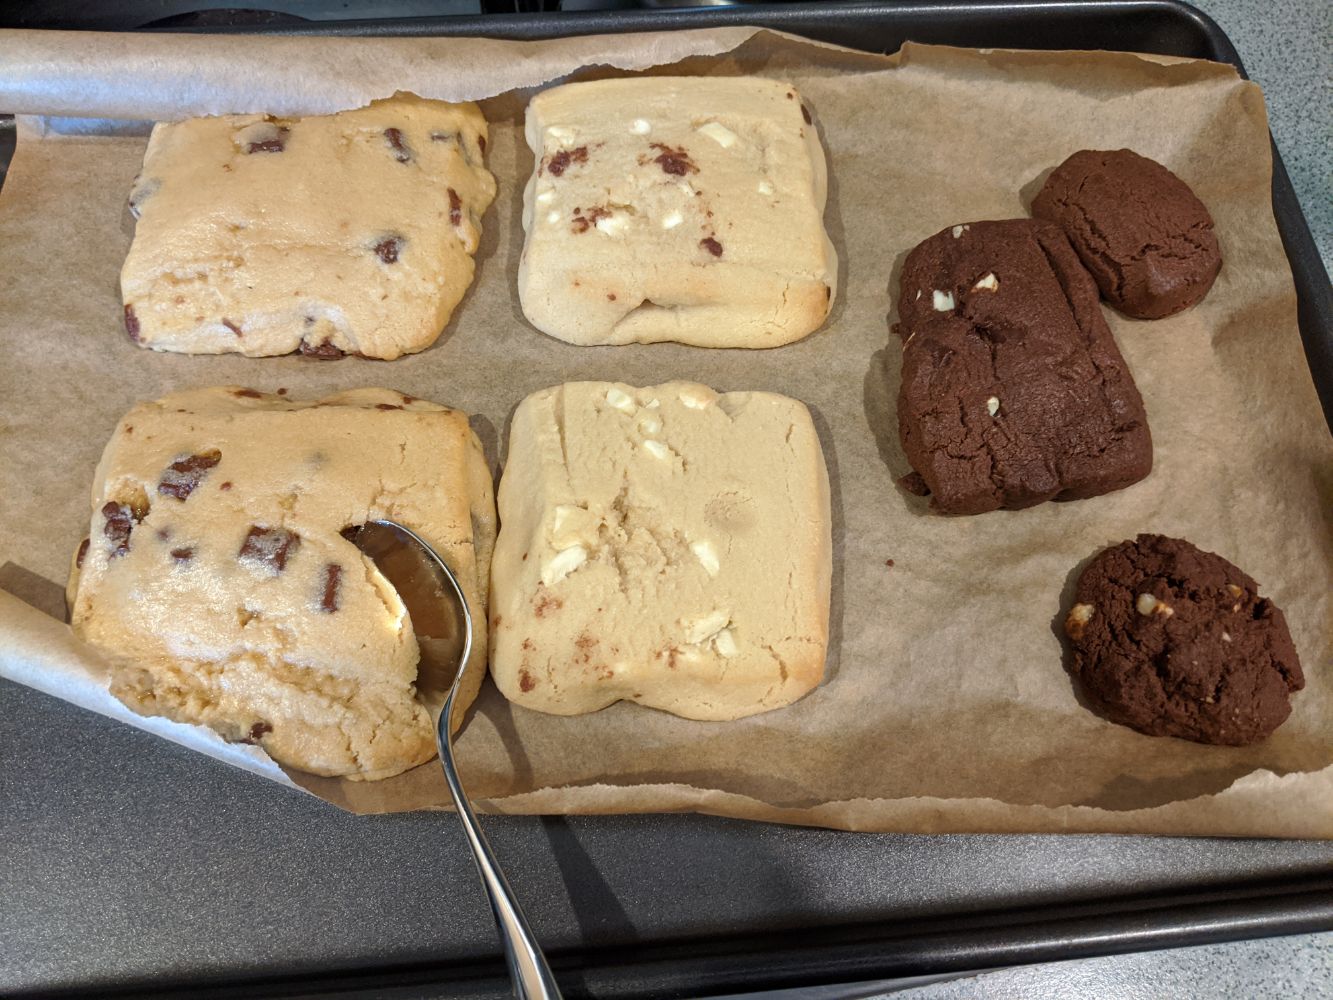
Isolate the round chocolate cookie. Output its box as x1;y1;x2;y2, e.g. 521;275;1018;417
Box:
1032;149;1222;319
1064;534;1303;745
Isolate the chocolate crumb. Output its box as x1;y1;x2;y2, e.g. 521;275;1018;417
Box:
222;318;243;337
219;481;233;491
299;339;344;360
900;471;931;497
650;143;697;176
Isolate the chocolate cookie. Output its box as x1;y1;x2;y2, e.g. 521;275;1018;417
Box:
895;219;1152;515
1064;535;1304;746
1031;149;1221;319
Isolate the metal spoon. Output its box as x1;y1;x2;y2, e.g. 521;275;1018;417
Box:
352;519;562;1000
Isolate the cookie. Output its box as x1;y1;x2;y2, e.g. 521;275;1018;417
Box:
1064;534;1304;745
1031;148;1221;319
490;381;832;720
121;95;496;360
68;387;496;780
517;77;837;348
895;219;1152;515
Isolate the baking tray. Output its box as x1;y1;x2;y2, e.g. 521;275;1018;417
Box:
2;3;1331;998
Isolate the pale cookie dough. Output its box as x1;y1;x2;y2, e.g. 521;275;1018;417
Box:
67;387;496;781
517;77;838;348
490;381;832;720
121;95;496;360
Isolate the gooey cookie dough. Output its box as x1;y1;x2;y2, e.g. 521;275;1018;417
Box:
517;77;838;348
895;219;1153;514
1064;534;1303;746
490;381;832;720
121;95;496;360
67;387;496;780
1032;149;1222;319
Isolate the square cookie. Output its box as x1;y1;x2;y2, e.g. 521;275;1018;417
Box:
895;219;1153;514
67;387;496;781
490;381;832;720
517;77;837;348
121;95;496;360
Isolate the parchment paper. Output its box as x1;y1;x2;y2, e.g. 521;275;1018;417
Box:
0;28;1329;837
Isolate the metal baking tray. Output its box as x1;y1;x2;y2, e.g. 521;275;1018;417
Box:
3;3;1331;998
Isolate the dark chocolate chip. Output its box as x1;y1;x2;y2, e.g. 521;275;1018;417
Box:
545;146;588;177
124;304;141;342
801;104;812;125
231;388;263;398
76;537;90;569
651;143;697;176
102;501;139;558
374;235;403;264
384;127;412;163
246;126;289;154
240;721;272;744
700;237;723;258
448;188;462;227
478;135;486;154
222;318;243;337
158;449;222;500
170;547;195;563
299;339;344;359
220;481;233;491
900;471;930;497
320;563;342;613
238;526;300;572
374;403;403;410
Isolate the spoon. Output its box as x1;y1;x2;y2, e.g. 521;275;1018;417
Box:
352;519;562;1000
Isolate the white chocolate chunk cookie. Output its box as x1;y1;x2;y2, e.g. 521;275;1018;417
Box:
518;77;838;348
67;387;496;780
491;381;832;720
121;95;496;360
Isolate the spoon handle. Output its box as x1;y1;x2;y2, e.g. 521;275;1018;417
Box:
438;707;563;1000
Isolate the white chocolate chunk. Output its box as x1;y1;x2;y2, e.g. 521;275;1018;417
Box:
1069;603;1094;626
714;628;738;658
683;609;730;644
542;544;588;587
638;414;663;435
630;118;651;135
605;387;635;413
1222;631;1233;642
987;396;1000;417
550;504;598;549
933;290;955;311
757;179;775;196
546;125;576;146
690;539;720;577
595;212;629;237
952;225;968;238
678;387;711;409
642;440;671;461
546;210;560;225
535;188;554;205
661;210;684;230
1136;593;1157;615
697;121;738;148
973;272;999;291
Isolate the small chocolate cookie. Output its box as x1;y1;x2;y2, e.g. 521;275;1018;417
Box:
895;219;1152;515
1032;149;1221;319
1064;534;1303;745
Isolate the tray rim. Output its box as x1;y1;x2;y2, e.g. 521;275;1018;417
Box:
4;2;1331;997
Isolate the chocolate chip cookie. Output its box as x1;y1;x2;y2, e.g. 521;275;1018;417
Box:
1064;534;1304;745
895;219;1152;515
1032;148;1221;319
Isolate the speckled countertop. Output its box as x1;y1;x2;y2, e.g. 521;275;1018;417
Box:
1197;0;1331;271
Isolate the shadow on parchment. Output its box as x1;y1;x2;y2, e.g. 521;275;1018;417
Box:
0;562;66;621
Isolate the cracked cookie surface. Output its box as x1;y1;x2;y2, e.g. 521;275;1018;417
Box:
121;95;496;360
68;386;495;779
490;381;831;720
517;77;837;348
895;219;1152;515
1064;534;1303;745
1032;148;1221;319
